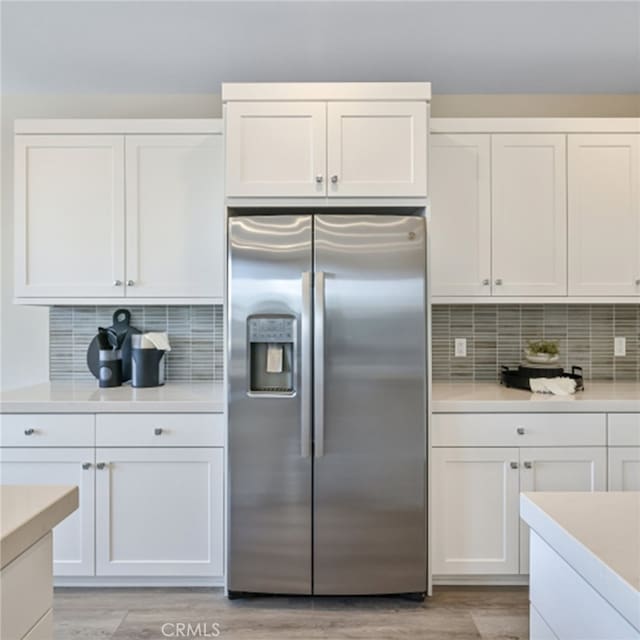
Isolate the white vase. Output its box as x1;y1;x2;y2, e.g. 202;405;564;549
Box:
524;350;560;365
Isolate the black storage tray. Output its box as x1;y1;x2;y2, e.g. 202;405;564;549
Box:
500;365;584;392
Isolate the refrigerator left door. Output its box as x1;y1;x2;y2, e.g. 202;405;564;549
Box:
227;214;313;595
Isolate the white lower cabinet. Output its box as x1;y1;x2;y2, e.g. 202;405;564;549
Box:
95;447;224;577
0;411;225;583
431;412;610;579
518;447;606;574
0;448;95;576
608;447;640;490
431;447;521;575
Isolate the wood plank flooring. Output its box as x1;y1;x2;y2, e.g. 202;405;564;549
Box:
53;586;529;639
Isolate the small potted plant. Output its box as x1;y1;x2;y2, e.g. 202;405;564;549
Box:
525;340;560;365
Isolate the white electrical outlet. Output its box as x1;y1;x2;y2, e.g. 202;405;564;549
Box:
455;338;467;358
614;336;626;357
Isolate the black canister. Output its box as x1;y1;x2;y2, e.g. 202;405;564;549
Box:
98;349;123;388
131;335;166;388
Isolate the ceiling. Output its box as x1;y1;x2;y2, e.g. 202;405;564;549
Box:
2;1;639;94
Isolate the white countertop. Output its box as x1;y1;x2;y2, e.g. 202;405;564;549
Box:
0;382;225;413
0;485;79;569
520;492;640;631
432;381;640;412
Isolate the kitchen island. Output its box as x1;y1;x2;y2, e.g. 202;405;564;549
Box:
520;492;640;640
0;485;78;639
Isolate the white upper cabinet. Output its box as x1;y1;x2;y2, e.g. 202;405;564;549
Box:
225;102;326;198
14;121;224;303
222;84;430;201
568;134;640;296
430;134;491;296
326;102;427;197
125;134;224;298
491;134;567;296
15;135;125;298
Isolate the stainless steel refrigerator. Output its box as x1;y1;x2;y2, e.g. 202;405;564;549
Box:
227;212;427;597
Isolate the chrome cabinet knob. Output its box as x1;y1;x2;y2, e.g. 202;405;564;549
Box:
510;461;519;469
82;462;92;470
516;427;525;435
113;280;122;287
154;428;163;436
315;175;324;184
482;279;490;286
495;278;503;286
524;461;533;469
96;462;107;470
635;279;640;285
126;280;135;286
24;428;35;436
330;175;339;184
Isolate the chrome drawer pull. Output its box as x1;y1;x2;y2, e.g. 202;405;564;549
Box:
154;428;163;436
82;462;92;470
24;428;35;436
510;461;519;469
516;427;525;435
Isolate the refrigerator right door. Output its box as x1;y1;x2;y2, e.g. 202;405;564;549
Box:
313;214;427;595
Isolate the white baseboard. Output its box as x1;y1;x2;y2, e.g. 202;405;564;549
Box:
54;576;225;588
432;575;529;587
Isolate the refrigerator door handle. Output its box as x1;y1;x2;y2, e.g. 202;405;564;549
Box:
300;272;313;458
314;271;326;458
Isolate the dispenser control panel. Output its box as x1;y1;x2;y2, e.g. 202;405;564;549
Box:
249;317;294;343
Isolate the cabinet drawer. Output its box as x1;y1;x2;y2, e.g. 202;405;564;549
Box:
0;414;94;447
96;413;224;447
432;413;606;447
608;413;640;446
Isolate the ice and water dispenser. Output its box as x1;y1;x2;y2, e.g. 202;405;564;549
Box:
248;316;295;394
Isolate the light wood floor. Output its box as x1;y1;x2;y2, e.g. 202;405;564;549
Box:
53;586;529;639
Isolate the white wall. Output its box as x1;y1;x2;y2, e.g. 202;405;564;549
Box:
1;92;637;390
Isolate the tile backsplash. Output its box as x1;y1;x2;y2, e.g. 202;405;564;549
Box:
433;304;640;382
50;306;223;382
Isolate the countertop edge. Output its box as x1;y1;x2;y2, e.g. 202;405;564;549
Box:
520;493;640;632
0;401;225;414
1;486;79;570
432;400;640;413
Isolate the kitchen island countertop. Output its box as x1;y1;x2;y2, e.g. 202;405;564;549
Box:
521;491;640;634
432;381;640;412
0;382;224;414
1;485;79;569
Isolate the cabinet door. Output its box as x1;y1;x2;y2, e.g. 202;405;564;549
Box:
327;102;427;197
568;134;640;296
431;447;520;575
225;102;326;197
15;135;125;297
95;447;223;576
491;134;567;296
430;134;491;296
608;447;640;490
519;447;606;574
125;135;224;298
0;448;95;576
